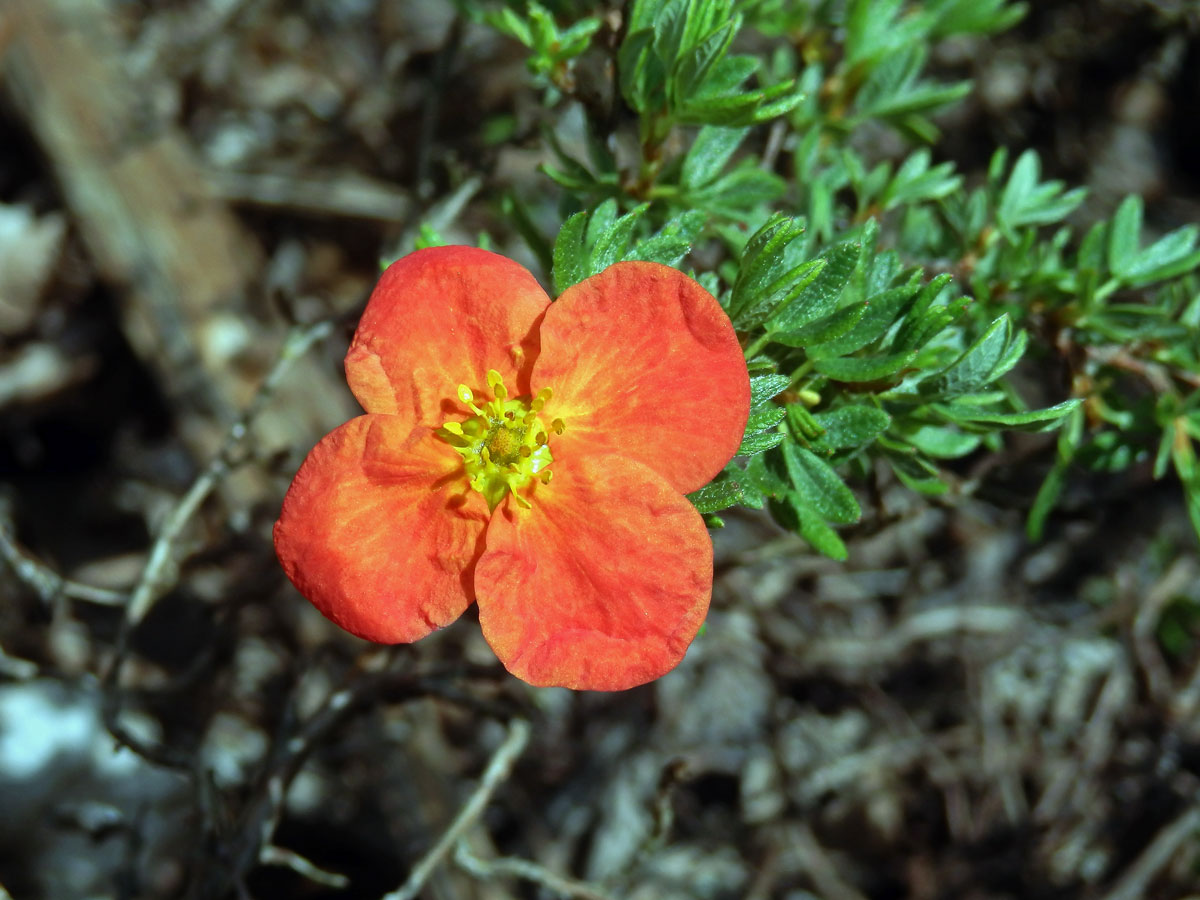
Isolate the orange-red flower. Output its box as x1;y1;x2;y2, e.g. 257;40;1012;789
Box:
273;246;750;690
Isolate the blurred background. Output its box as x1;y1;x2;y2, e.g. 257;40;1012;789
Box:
1;0;1199;898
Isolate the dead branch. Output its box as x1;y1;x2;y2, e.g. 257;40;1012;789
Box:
801;605;1028;670
2;0;347;466
1131;556;1196;706
0;514;125;607
123;320;331;628
382;718;532;900
209;169;413;224
791;822;871;900
3;0;258;424
1098;803;1200;900
454;842;620;900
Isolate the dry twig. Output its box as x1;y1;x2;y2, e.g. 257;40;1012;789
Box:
454;842;620;900
122;320;332;628
1131;556;1196;706
0;517;125;607
382;718;532;900
100;321;332;769
1098;803;1200;900
801;605;1027;670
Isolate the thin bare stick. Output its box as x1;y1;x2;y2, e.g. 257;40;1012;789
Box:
260;845;350;890
454;842;619;900
0;518;125;607
1097;804;1200;900
1131;557;1195;707
209;170;413;224
100;321;332;767
251;770;350;888
382;718;532;900
801;605;1027;670
0;642;39;680
791;822;871;900
124;320;333;626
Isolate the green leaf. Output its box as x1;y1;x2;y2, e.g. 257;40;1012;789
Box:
881;149;962;209
689;163;787;216
807;405;892;452
687;478;746;514
808;275;923;358
933;399;1081;430
791;496;849;560
771;301;868;348
681;126;749;188
485;7;533;45
892;302;961;354
768;493;848;560
995;149;1086;235
1123;223;1200;285
1027;460;1068;540
783;443;861;524
675;17;740;99
590;203;650;272
750;374;791;407
728;215;811;326
927;0;1026;37
898;424;982;458
623;209;706;266
745;451;788;498
618;28;662;112
738;430;786;455
767;237;861;332
891;273;954;349
745;404;787;432
1108;194;1142;279
552;211;588;295
690;54;759;99
880;438;949;495
814;351;917;383
922;315;1013;395
558;18;603;56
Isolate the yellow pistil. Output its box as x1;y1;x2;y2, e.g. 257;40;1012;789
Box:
436;370;563;510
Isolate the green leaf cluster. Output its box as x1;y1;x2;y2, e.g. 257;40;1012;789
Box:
475;0;1200;554
481;1;602;96
620;0;802;131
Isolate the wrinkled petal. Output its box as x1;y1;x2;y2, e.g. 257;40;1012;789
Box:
532;261;750;494
274;415;489;643
475;454;711;691
345;246;550;427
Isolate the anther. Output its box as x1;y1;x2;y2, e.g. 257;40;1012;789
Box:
539;470;553;484
520;446;532;458
535;431;547;446
457;384;482;414
530;386;552;412
486;369;507;400
551;418;565;435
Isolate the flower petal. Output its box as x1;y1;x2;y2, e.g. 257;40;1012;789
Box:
274;415;489;643
532;261;750;494
475;454;711;691
345;246;550;426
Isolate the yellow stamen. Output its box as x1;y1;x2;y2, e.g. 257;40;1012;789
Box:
435;374;564;511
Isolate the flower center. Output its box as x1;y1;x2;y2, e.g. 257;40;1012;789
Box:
437;369;565;511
